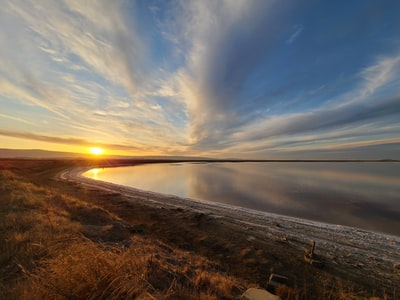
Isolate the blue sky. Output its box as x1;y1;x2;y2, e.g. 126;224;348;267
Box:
0;0;399;159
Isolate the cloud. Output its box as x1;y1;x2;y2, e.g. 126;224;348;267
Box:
183;50;400;156
0;0;188;152
0;77;70;120
0;113;35;125
3;0;149;96
359;54;400;99
241;96;400;143
167;0;400;156
286;24;303;45
170;0;287;147
0;129;143;151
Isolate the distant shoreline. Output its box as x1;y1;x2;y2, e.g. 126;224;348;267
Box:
47;157;400;170
1;149;399;163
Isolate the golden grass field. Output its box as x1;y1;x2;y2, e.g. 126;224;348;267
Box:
0;159;397;299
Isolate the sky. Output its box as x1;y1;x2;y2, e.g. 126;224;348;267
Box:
1;0;400;159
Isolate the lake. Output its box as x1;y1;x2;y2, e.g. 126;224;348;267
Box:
83;162;400;236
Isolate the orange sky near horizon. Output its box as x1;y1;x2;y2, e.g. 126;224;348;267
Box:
0;136;137;157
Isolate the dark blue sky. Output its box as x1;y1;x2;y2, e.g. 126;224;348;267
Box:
0;0;399;158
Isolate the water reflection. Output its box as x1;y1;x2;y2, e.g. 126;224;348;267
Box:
89;168;101;180
83;162;400;236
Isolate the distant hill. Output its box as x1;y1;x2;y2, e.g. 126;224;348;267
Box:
3;149;395;162
0;148;212;161
0;148;86;159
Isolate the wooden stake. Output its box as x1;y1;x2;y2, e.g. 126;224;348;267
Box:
311;240;316;257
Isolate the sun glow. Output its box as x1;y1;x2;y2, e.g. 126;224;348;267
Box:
89;147;104;155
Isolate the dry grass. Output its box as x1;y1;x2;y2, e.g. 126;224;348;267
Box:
0;170;245;299
17;236;243;300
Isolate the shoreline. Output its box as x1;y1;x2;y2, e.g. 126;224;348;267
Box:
77;166;393;236
58;166;400;293
79;163;400;238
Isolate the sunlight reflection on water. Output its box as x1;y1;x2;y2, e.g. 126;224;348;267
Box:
83;162;400;236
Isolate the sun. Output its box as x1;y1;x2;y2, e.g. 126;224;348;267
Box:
89;147;104;155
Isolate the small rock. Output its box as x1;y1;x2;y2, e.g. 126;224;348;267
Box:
242;288;281;300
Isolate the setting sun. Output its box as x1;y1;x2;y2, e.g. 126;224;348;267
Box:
89;147;104;155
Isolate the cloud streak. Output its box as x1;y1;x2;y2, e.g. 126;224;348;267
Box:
0;129;143;151
286;24;303;45
173;1;285;146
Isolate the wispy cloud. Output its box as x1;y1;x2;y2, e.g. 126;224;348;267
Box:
286;24;303;45
171;0;283;148
0;129;144;151
167;1;400;156
0;113;35;125
182;50;400;156
359;54;400;99
0;0;188;152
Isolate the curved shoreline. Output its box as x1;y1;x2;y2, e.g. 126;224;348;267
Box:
57;166;400;292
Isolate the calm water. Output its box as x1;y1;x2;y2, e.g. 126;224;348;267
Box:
83;162;400;236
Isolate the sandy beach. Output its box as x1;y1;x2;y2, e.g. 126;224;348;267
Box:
57;165;400;296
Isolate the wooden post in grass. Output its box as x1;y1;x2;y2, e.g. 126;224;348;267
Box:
311;240;315;257
304;240;323;267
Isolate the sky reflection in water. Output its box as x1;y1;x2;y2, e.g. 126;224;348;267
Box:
84;162;400;236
